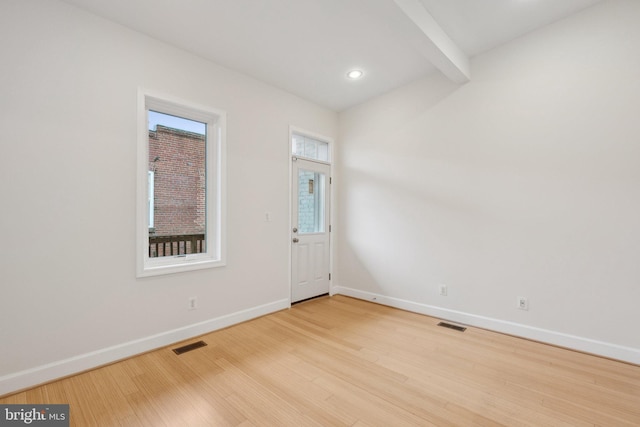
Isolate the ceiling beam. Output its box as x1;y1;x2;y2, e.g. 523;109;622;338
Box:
393;0;470;83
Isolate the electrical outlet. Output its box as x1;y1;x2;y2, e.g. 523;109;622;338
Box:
439;284;448;296
188;297;197;311
517;296;528;311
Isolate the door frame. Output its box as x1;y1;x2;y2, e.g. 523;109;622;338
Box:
288;126;334;304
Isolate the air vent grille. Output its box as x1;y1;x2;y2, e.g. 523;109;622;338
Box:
437;322;467;332
172;340;207;355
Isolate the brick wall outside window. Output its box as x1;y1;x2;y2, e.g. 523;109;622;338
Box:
148;126;206;237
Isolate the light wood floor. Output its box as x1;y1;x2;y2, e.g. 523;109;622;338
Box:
2;295;639;426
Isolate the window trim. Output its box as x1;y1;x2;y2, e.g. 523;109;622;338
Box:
136;89;226;277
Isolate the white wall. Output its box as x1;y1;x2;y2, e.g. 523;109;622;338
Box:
336;0;640;363
0;0;336;394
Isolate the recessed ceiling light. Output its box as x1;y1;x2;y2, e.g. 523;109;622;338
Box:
347;70;363;80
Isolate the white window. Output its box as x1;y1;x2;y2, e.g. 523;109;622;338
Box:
292;133;330;162
137;90;226;277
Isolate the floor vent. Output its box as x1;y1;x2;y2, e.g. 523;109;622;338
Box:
437;322;467;332
172;340;207;355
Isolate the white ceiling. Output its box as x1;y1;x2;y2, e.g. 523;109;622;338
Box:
61;0;603;111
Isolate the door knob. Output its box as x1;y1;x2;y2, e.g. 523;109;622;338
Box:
292;238;299;243
292;227;298;233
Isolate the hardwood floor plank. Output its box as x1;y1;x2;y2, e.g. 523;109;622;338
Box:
313;375;438;427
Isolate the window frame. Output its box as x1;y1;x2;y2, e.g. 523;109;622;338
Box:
137;89;226;277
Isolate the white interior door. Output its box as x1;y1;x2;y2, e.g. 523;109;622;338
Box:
291;158;331;303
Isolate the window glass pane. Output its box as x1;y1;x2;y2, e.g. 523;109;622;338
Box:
292;134;329;162
303;139;318;160
148;110;207;257
292;134;305;156
316;141;329;161
298;169;325;234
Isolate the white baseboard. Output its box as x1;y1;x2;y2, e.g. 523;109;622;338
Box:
333;286;640;365
0;299;290;397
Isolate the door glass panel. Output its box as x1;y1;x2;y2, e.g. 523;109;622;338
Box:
298;169;325;234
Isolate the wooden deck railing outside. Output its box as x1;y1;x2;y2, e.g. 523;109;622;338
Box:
149;233;205;257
